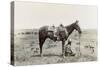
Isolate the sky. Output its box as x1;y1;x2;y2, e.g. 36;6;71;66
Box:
15;1;98;30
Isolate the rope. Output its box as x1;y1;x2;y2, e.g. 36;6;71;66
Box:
79;34;81;56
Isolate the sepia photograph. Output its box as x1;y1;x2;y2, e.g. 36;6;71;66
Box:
11;1;98;66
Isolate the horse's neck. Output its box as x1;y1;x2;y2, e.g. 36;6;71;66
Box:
66;25;75;36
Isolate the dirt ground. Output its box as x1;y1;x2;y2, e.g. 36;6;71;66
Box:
13;29;97;66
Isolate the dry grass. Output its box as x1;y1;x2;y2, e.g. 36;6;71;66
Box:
13;29;97;66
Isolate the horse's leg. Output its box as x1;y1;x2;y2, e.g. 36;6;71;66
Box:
39;38;45;57
39;43;43;57
62;40;65;57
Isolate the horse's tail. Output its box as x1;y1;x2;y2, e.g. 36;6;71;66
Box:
38;27;47;56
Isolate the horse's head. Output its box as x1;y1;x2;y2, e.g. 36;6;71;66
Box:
73;20;82;34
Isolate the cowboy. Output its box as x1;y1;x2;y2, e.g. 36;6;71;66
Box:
65;39;75;56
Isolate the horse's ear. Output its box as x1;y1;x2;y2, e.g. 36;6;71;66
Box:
75;20;79;24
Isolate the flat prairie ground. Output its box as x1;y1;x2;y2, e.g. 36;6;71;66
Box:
13;29;97;66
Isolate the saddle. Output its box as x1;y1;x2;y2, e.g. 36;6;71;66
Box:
47;26;56;36
48;26;55;32
47;25;68;40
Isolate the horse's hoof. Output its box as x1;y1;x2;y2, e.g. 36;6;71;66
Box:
62;54;65;58
40;54;43;57
63;56;65;58
71;53;75;56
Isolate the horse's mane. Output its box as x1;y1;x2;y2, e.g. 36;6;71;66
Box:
64;22;77;35
65;22;76;29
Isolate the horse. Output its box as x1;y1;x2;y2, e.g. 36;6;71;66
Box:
38;20;82;57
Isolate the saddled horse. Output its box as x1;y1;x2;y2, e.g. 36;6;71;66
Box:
38;20;82;57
